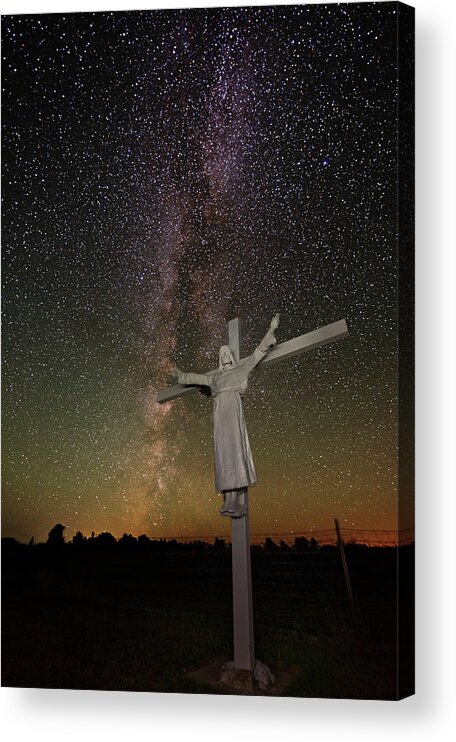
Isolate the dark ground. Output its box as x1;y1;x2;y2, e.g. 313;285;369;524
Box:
1;537;414;699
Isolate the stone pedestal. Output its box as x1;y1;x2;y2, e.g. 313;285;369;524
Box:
220;659;276;693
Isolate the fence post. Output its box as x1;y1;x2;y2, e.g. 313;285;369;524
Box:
334;518;357;621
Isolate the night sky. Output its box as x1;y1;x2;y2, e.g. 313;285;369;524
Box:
2;3;407;544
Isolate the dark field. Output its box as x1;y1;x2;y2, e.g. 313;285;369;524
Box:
1;537;414;699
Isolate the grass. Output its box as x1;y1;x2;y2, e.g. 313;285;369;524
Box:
1;545;407;698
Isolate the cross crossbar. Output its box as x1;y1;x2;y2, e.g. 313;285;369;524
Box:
156;318;348;404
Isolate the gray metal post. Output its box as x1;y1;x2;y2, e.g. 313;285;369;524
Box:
228;318;255;671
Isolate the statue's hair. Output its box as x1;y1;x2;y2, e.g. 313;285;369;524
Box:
218;345;236;373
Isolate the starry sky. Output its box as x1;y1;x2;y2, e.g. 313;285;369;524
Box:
2;2;411;544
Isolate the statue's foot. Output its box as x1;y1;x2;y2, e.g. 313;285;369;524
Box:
219;505;247;518
219;490;248;518
225;505;248;519
219;492;231;515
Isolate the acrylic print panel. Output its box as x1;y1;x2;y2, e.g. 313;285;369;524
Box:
1;2;414;699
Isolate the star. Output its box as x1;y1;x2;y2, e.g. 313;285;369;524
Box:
2;3;408;544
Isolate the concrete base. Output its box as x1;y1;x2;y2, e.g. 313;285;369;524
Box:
219;665;255;693
220;659;276;692
186;657;294;696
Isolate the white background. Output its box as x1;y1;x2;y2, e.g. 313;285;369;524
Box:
1;0;455;739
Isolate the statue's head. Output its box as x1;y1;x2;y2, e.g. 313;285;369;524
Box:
218;345;236;373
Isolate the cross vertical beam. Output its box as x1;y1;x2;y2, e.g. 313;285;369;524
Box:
228;317;255;672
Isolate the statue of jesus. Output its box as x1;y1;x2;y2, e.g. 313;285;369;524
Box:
173;314;280;518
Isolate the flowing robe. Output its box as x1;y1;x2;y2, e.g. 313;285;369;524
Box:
178;329;275;492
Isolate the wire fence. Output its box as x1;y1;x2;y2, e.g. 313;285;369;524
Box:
147;522;414;625
2;520;414;634
164;525;415;548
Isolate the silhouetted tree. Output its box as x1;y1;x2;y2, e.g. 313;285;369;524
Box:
118;533;138;552
294;536;310;551
193;540;207;551
264;537;278;552
43;524;66;596
1;537;24;553
138;534;150;550
47;523;65;547
72;531;86;550
95;532;117;551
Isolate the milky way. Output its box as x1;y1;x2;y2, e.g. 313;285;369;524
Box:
2;4;411;543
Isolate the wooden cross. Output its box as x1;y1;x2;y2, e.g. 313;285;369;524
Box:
157;317;349;675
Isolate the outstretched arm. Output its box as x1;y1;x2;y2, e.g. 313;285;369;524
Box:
243;313;280;373
171;367;211;387
258;312;280;353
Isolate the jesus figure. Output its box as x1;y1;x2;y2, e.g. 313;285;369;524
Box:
172;314;280;518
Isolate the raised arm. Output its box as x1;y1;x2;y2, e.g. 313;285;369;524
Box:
258;313;280;352
242;313;280;373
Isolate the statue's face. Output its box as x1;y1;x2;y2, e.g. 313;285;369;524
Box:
219;345;235;371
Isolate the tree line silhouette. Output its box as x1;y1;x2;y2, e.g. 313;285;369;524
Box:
2;523;358;557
